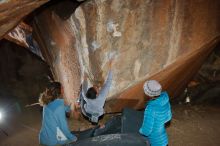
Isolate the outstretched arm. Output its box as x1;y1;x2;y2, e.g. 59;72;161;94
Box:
80;73;89;102
82;73;88;95
96;59;113;105
98;70;113;98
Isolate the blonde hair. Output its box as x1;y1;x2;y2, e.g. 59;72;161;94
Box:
39;89;57;106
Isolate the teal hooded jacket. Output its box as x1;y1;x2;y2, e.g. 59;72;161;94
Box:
39;99;77;146
139;92;172;146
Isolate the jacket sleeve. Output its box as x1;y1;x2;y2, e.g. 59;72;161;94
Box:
96;70;113;105
139;107;155;136
81;77;89;102
82;77;88;95
165;103;172;123
64;105;71;113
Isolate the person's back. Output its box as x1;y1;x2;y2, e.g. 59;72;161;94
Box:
84;70;113;116
39;82;77;146
40;100;57;145
40;99;76;145
84;96;105;116
139;80;172;146
79;59;113;123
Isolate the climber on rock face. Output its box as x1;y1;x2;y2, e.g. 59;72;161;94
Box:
77;58;113;124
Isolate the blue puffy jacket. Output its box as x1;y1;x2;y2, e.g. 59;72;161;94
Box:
39;99;77;146
139;92;172;146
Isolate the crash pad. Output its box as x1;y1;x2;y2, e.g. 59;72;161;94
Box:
68;133;149;146
121;108;144;133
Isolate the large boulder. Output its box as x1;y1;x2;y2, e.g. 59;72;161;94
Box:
0;0;48;39
33;0;220;112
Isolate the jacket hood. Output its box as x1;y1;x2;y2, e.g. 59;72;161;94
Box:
148;91;169;107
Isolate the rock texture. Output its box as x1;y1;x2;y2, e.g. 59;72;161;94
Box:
33;1;81;104
33;0;220;112
184;45;220;105
107;38;219;112
4;22;32;48
0;39;51;105
0;0;48;39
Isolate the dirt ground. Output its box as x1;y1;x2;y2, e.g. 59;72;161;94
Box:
167;104;220;146
0;104;220;146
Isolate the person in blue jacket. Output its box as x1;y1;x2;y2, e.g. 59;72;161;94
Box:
139;80;172;146
39;82;77;146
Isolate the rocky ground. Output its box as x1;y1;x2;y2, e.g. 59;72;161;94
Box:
0;103;220;146
168;104;220;146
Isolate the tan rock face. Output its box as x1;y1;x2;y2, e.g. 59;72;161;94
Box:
71;0;220;107
34;0;220;112
0;0;48;39
4;22;32;48
33;7;82;104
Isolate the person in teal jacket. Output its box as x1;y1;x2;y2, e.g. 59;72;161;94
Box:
39;82;77;146
139;80;172;146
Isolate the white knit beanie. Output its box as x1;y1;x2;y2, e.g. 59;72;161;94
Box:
143;80;162;97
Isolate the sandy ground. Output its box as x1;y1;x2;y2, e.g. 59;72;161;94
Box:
168;105;220;146
0;104;220;146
